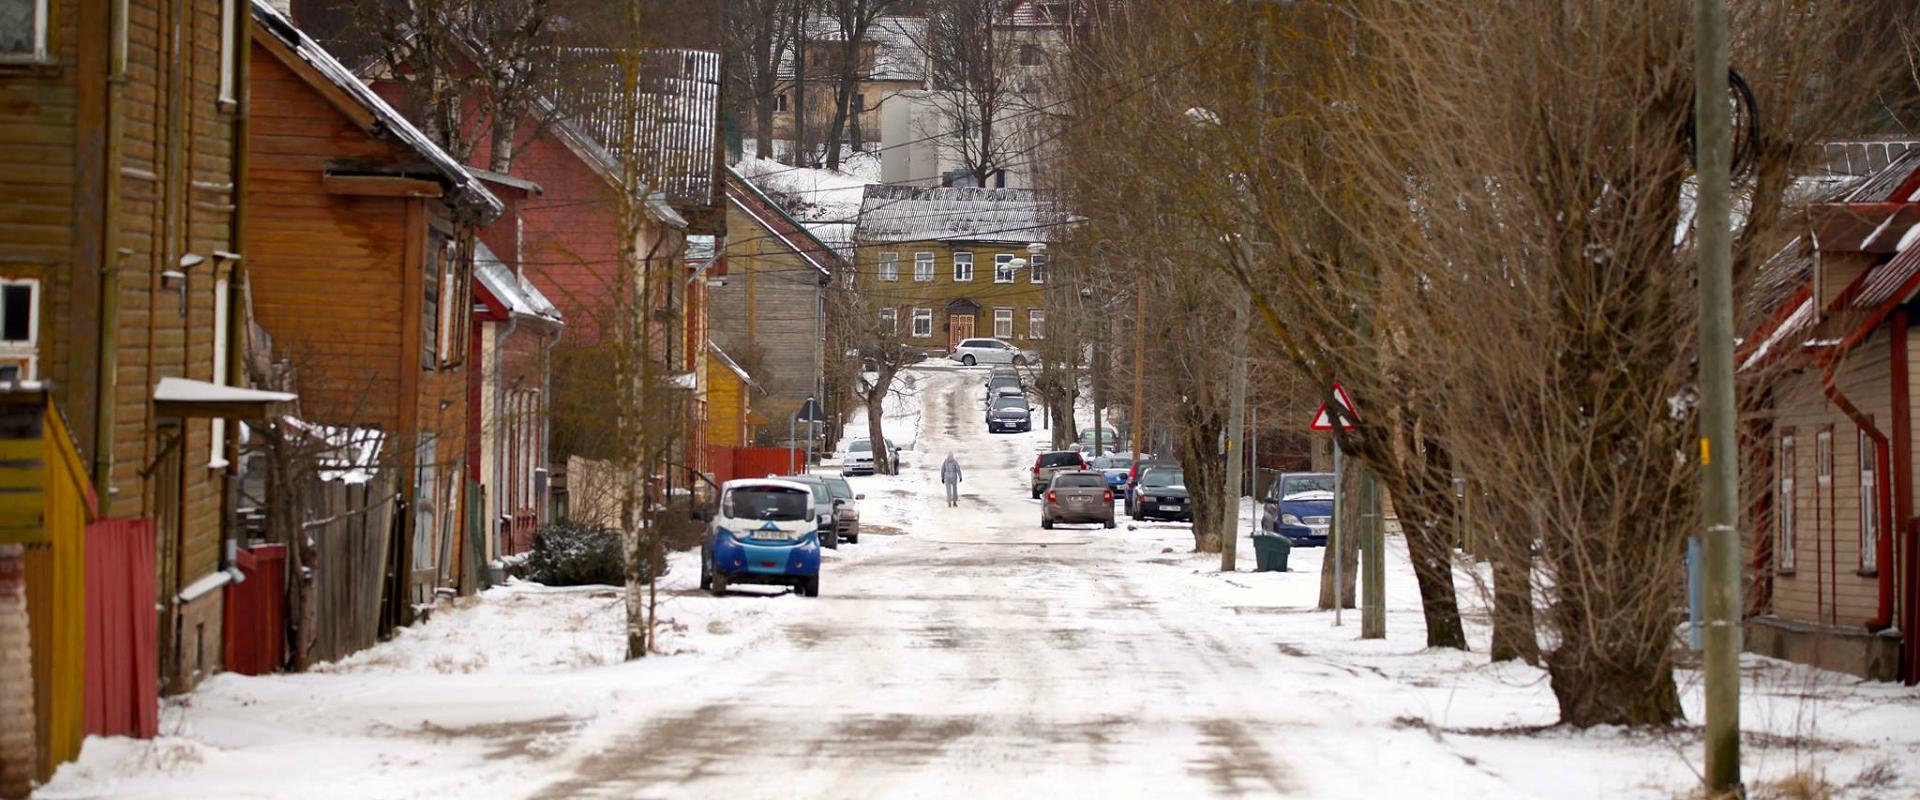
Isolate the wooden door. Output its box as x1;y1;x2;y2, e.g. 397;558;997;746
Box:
950;314;975;349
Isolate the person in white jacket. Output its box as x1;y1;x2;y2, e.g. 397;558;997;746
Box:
940;454;963;507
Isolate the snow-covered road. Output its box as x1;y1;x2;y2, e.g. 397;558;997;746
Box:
37;366;1920;799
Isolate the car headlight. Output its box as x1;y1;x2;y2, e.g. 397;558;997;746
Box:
1281;513;1304;526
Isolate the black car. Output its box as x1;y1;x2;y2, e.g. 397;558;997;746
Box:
1130;466;1191;522
987;396;1032;432
984;373;1024;405
1124;459;1178;515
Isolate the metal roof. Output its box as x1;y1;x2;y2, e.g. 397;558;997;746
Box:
474;241;563;325
856;185;1065;244
562;47;722;208
777;15;926;84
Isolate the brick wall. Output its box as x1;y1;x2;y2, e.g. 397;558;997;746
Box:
0;545;34;799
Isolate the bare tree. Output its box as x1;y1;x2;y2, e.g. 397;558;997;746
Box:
834;291;921;475
817;0;909;170
722;0;800;159
914;0;1024;187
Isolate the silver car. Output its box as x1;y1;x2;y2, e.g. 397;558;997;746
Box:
822;475;863;544
951;337;1032;367
780;474;840;549
1042;471;1116;529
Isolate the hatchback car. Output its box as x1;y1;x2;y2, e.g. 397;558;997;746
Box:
1042;471;1116;529
951;337;1032;366
839;437;898;475
983;373;1025;404
701;479;822;597
1131;466;1191;522
822;475;863;544
1088;455;1135;496
1030;450;1088;498
987;396;1033;432
780;474;840;549
1124;459;1176;514
1261;472;1335;545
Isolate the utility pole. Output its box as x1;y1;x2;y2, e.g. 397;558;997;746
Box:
1362;464;1384;639
1694;0;1741;791
1130;280;1146;476
1220;261;1249;572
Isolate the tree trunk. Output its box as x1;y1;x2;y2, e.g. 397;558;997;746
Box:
1546;623;1683;726
1316;513;1359;610
789;8;809;166
1179;411;1226;553
488;113;519;172
864;389;889;475
1488;529;1539;664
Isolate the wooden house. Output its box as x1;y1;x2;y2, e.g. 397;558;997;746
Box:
710;165;836;436
1744;148;1920;684
705;342;763;449
471;236;562;559
853;185;1058;353
244;1;502;610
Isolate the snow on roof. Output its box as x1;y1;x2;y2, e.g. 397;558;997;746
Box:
1739;295;1812;372
856;184;1066;244
1844;146;1920;204
777;15;926;84
725;164;845;277
474;240;563;325
250;0;503;221
562;47;722;208
282;417;385;484
707;341;763;393
153;377;297;405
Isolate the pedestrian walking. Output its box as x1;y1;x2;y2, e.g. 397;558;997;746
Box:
941;453;963;507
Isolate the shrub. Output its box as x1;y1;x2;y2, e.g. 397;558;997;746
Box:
525;521;624;587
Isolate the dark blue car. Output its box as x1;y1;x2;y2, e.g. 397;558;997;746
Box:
1260;472;1335;545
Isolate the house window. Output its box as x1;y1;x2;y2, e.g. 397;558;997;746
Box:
218;0;236;104
1860;428;1877;573
879;307;897;333
953;252;974;282
911;308;933;338
1029;253;1048;283
993;308;1013;338
1028;309;1046;339
1020;44;1043;66
842;265;855;289
436;241;459;366
774;93;789;112
1778;431;1796;573
0;0;49;62
423;235;443;367
0;278;39;381
879;252;898;282
856;93;867;112
995;254;1016;283
914;252;934;282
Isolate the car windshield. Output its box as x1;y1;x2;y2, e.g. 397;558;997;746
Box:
1054;474;1106;488
992;397;1027;410
725;487;810;520
1092;456;1130;470
1080;429;1119;443
989;376;1021;389
1038;452;1083;468
849;440;871;453
1280;474;1335;498
1143;469;1185;487
824;478;853;500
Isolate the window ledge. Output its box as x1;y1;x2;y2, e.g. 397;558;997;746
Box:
1856;568;1878;578
1777;568;1796;577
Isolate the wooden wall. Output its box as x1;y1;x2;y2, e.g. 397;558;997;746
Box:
712;199;825;427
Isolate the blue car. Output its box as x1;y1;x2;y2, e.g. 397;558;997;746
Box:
1261;472;1335;545
1089;455;1135;497
701;479;823;597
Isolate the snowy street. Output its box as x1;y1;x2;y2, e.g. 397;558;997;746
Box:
36;367;1920;799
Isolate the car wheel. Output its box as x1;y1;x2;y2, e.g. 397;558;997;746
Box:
700;555;712;590
1012;355;1027;366
823;530;839;549
962;354;976;366
847;533;859;544
1104;519;1116;529
799;576;820;597
1041;516;1054;529
1031;488;1041;499
709;569;728;597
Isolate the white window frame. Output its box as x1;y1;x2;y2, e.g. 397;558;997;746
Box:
208;273;231;467
953;251;974;282
1029;253;1048;284
218;0;237;104
0;277;41;381
1860;428;1878;573
994;253;1016;283
773;93;789;112
910;308;933;338
914;251;934;282
879;307;897;334
1778;431;1796;573
0;0;50;63
993;307;1013;338
1028;309;1046;340
1816;429;1832;487
879;252;898;282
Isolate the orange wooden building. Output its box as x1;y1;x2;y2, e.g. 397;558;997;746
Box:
245;1;502;614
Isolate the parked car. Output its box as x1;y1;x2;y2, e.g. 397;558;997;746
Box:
983;373;1025;405
839;437;898;475
1030;450;1089;498
1131;466;1191;522
701;478;822;597
1076;426;1124;453
987;396;1033;433
822;475;863;544
780;474;840;549
1261;472;1335;545
1124;459;1176;514
1088;455;1135;496
951;337;1033;366
1042;471;1116;529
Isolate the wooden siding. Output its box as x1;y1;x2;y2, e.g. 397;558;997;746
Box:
712;200;825;427
706;350;746;448
1769;330;1893;628
512;132;626;344
852;238;1049;349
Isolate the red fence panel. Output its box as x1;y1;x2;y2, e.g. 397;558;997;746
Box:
224;544;286;676
728;448;805;482
83;519;157;739
704;445;737;485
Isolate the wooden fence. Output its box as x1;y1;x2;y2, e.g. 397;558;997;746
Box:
300;474;396;667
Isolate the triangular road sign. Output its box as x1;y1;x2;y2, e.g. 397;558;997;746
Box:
1310;383;1357;431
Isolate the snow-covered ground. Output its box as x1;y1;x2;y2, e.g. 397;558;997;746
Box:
36;366;1920;799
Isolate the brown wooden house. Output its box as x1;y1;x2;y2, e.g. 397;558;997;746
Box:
245;1;502;613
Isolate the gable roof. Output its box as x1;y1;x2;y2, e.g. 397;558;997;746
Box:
856;184;1065;244
725;165;844;277
473;241;563;327
250;0;502;221
707;341;763;394
560;47;723;211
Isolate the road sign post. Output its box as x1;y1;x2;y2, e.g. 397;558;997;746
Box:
1312;384;1356;626
797;397;827;475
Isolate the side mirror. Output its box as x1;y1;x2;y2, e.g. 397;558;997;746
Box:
855;493;866;500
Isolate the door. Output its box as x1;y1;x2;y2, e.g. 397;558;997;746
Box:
950;315;974;350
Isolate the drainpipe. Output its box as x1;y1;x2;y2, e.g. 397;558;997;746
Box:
493;315;518;557
1819;353;1895;632
539;324;558;527
1875;310;1910;634
94;0;129;500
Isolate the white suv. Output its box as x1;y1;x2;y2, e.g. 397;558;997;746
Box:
951;338;1031;367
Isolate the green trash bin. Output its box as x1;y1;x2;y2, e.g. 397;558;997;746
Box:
1252;533;1291;572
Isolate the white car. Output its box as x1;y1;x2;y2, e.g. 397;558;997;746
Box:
839;437;898;475
950;338;1032;367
